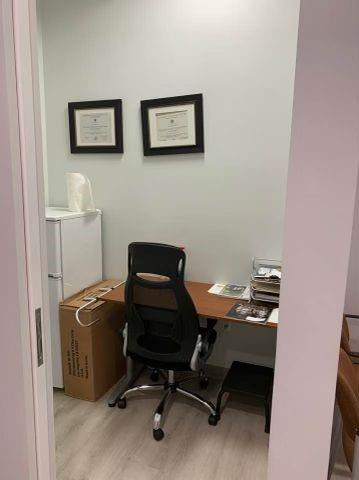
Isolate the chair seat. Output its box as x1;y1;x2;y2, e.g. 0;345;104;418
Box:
129;326;217;372
128;351;193;372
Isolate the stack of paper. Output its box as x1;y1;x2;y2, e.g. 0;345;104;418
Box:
251;259;282;305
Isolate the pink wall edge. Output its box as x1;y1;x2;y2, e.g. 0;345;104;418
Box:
268;1;359;479
346;173;359;315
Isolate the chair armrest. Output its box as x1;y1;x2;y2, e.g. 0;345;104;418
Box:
191;328;218;371
190;335;203;371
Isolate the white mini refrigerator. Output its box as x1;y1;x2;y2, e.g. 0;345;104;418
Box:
46;207;103;388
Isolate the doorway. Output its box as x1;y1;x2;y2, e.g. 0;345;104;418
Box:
4;0;359;478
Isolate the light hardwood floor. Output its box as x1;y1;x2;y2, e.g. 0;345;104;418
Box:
332;445;352;479
54;374;269;480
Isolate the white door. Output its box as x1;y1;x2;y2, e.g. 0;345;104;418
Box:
6;0;56;478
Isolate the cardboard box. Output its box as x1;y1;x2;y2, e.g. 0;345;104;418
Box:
60;279;126;401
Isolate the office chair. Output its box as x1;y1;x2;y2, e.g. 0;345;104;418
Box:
118;242;218;440
336;348;359;471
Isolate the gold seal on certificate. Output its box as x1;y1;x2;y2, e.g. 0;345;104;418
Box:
141;94;204;156
68;100;123;153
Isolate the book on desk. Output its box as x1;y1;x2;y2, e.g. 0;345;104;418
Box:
226;304;279;325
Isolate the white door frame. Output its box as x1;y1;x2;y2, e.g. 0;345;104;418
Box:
0;2;38;478
3;0;359;479
1;0;56;479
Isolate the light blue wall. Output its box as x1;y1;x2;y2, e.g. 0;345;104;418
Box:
40;0;299;367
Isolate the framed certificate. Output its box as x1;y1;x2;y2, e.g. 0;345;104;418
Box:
68;99;123;153
141;94;204;156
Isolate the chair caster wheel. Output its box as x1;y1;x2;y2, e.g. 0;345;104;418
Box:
200;377;209;389
153;428;164;441
150;369;160;382
117;398;127;409
208;414;219;426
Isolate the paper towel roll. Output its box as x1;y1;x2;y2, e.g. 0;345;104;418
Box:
66;173;95;213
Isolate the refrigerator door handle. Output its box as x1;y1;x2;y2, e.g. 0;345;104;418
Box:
48;273;63;280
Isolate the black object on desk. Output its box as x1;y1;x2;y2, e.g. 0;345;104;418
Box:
216;361;274;433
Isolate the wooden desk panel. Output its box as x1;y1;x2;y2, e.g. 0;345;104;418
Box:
102;281;278;329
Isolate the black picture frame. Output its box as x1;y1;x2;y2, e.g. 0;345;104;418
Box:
68;99;123;154
141;94;204;156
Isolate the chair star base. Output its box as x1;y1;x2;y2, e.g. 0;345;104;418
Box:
117;370;219;440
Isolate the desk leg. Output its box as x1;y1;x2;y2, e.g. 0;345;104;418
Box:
108;357;144;407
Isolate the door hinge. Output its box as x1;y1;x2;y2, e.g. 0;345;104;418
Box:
35;308;44;367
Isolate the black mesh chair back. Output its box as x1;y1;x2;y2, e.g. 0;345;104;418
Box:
125;242;200;369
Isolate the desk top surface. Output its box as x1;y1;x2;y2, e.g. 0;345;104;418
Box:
102;281;278;329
